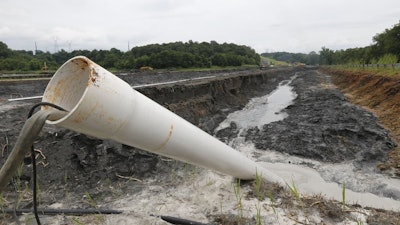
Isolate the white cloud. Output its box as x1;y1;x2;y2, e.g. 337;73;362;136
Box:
0;26;11;36
0;0;399;53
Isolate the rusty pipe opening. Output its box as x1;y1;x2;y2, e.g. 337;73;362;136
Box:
42;56;91;122
41;56;136;140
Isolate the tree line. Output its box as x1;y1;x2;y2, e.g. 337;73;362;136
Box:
261;51;320;65
261;22;400;66
319;22;400;65
0;40;260;72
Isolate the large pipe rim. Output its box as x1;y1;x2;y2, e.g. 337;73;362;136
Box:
42;56;91;124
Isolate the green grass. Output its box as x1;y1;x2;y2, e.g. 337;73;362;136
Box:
261;56;290;67
255;202;262;225
84;192;104;223
342;182;346;211
84;192;98;210
327;65;400;77
72;217;86;225
232;179;243;220
0;70;55;74
254;169;263;200
162;64;260;72
287;180;301;202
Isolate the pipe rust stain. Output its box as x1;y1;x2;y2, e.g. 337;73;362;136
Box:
88;67;100;87
154;124;174;152
72;58;88;70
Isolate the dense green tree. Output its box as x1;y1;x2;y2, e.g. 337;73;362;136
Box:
0;42;12;58
212;53;227;66
377;53;398;64
263;22;400;66
261;52;308;64
0;40;260;71
373;23;400;58
319;47;335;65
317;22;400;65
135;55;150;68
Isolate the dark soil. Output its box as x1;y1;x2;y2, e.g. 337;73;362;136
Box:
244;70;396;169
326;68;400;177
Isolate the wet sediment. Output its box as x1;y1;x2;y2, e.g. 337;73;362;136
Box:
327;68;400;176
244;70;396;170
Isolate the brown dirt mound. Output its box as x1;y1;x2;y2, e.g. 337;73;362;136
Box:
324;68;400;176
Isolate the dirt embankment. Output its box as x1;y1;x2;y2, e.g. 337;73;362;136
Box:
323;68;400;176
229;70;395;172
137;69;296;132
0;68;298;206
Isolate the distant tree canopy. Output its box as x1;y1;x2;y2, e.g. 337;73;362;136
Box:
261;51;319;65
319;22;400;65
0;40;260;72
262;22;400;66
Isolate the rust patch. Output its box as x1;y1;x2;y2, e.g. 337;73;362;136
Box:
154;124;174;152
88;67;100;87
43;78;67;111
71;58;88;70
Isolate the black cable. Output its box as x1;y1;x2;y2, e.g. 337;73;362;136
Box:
27;102;66;119
27;102;67;225
151;214;209;225
160;215;209;225
2;208;123;216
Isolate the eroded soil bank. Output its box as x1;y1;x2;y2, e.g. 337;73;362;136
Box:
325;68;400;177
243;70;395;170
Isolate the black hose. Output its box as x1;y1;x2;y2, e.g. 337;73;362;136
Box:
2;208;123;216
158;215;209;225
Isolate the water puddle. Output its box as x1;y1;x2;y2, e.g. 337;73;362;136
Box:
256;149;400;211
215;74;400;211
215;75;297;131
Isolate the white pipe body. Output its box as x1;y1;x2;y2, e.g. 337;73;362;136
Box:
42;56;284;184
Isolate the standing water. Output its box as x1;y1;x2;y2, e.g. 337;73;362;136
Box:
216;75;297;131
216;74;400;211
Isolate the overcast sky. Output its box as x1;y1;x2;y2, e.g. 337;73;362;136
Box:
1;0;399;54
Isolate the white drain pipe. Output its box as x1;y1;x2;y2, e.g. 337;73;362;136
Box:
42;56;284;185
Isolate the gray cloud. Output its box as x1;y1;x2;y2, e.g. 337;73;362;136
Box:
0;0;399;53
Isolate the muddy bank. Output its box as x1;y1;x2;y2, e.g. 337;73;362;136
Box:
325;68;400;176
243;70;395;170
0;68;298;205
